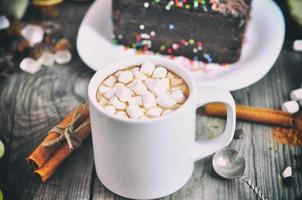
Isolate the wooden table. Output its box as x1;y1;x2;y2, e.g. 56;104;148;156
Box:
1;2;302;200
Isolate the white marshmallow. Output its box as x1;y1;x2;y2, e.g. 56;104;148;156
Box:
152;67;167;78
116;111;128;118
144;78;158;91
281;100;299;114
104;105;116;114
293;40;302;52
132;80;147;95
162;109;173;116
103;76;117;87
157;95;177;108
171;84;189;96
38;52;55;67
148;79;169;96
54;50;72;64
169;90;186;103
104;88;116;99
128;96;143;106
127;104;145;119
19;57;42;74
282;166;292;178
110;96;126;110
98;85;110;94
98;96;109;106
140;61;155;75
290;88;302;101
142;91;157;109
146;107;163;118
116;86;132;102
171;78;184;86
139;116;149;119
21;24;44;46
114;83;125;88
118;71;133;84
133;70;147;80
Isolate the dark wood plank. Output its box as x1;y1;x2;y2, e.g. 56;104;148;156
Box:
0;2;97;200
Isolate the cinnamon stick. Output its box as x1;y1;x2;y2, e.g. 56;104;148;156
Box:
34;119;91;182
205;103;293;127
26;102;89;168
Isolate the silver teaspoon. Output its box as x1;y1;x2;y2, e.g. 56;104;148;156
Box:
212;148;268;200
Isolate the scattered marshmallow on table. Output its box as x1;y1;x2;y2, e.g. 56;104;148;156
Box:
38;52;55;67
290;88;302;101
140;61;155;75
127;104;145;119
118;71;133;84
281;100;299;114
20;57;42;74
54;50;72;64
21;24;44;47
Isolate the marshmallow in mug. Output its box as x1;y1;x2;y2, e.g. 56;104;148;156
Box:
96;62;189;119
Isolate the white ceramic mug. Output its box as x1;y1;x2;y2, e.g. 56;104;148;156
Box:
88;55;236;199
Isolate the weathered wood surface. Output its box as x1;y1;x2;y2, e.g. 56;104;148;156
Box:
1;2;302;200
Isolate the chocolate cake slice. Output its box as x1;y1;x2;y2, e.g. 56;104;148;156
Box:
112;0;252;64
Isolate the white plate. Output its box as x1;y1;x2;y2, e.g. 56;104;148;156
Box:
77;0;285;91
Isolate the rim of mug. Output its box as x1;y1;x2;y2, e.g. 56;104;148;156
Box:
88;55;197;124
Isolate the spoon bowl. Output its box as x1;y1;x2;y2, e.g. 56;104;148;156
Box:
212;148;267;200
212;148;246;179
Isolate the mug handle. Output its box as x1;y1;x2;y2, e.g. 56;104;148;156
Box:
192;87;236;161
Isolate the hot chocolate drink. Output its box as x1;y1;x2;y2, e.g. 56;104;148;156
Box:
96;61;189;119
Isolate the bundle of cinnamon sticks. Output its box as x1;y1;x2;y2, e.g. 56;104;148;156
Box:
27;102;91;182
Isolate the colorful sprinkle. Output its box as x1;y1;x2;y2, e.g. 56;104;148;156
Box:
139;24;145;30
160;45;166;51
189;39;195;45
150;31;156;36
168;24;175;30
144;2;150;8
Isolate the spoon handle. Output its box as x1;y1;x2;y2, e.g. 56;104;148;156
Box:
241;176;268;200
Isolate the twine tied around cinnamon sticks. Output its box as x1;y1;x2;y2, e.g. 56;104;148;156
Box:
43;104;90;150
26;102;91;182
